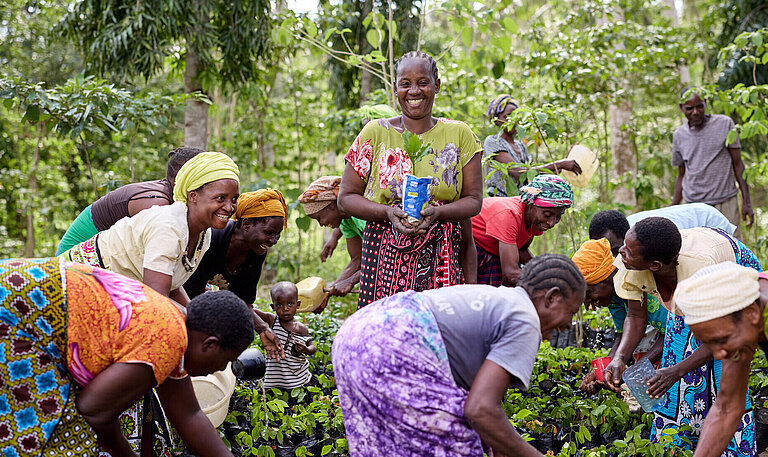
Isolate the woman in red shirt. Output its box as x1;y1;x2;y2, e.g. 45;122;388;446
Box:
472;174;574;286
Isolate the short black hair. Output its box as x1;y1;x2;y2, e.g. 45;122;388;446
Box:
186;290;254;350
519;254;586;298
270;281;298;302
167;147;204;181
589;210;629;240
632;217;681;265
395;51;439;82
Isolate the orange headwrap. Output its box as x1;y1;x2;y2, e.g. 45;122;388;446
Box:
571;238;615;285
235;189;288;227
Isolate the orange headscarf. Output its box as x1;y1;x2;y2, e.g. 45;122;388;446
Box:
571;238;615;285
235;189;288;227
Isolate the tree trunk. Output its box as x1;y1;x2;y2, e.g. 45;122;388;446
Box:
664;0;691;84
184;46;208;149
25;125;42;257
609;96;636;207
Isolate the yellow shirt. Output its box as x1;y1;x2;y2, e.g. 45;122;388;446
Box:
612;227;736;314
97;202;211;290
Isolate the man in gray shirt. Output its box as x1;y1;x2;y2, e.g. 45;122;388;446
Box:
671;88;753;239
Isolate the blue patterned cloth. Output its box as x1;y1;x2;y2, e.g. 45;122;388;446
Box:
651;230;761;456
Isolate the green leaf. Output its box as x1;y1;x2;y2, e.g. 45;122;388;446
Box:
366;29;381;48
296;215;312;231
25;104;40;122
321;445;333;455
502;17;517;33
752;33;763;46
2;98;13;109
304;18;318;38
401;131;433;164
461;27;473;48
726;129;738;145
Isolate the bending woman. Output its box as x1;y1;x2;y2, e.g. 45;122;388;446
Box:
60;151;239;305
604;218;759;455
300;176;363;299
184;189;287;304
56;147;203;255
332;254;586;456
339;51;483;307
0;257;256;457
484;95;581;197
472;174;573;286
571;238;668;393
675;262;768;457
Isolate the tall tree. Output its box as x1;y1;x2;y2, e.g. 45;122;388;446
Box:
58;0;272;148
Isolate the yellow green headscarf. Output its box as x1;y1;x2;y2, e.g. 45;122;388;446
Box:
173;151;240;204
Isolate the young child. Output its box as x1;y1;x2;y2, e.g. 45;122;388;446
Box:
255;281;316;389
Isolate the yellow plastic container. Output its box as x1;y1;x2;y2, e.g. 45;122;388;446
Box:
191;363;236;428
296;276;327;313
561;144;598;188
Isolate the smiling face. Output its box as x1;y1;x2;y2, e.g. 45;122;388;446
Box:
690;305;762;363
308;202;344;228
242;217;284;255
680;93;707;128
526;205;566;233
395;58;440;122
188;178;239;230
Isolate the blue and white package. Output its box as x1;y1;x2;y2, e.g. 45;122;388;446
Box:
402;174;432;223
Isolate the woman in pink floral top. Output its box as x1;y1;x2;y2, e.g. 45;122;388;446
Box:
339;51;483;307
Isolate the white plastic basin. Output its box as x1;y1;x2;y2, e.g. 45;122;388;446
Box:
191;363;236;428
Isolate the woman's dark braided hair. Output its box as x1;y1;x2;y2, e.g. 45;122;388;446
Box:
518;254;586;298
395;51;439;82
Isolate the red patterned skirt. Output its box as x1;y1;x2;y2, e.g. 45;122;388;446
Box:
358;220;462;308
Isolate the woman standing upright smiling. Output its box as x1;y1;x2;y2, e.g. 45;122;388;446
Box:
339;51;483;307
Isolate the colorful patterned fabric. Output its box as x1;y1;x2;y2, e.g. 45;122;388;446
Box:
476;243;503;287
358;220;461;308
65;263;187;456
65;264;188;385
60;234;104;268
608;294;667;333
0;257;99;456
333;291;484;456
519;174;574;208
651;240;760;455
344;118;482;207
487;95;519;123
299;176;340;215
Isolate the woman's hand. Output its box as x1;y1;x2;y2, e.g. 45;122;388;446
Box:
328;278;355;296
579;369;605;394
386;206;421;236
646;366;680;399
603;358;626;393
259;330;284;361
555;159;582;174
320;238;338;262
411;206;442;234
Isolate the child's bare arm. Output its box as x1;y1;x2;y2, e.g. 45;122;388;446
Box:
293;337;316;356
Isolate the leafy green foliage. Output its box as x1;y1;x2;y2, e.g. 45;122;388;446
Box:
57;0;271;90
401;130;434;165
